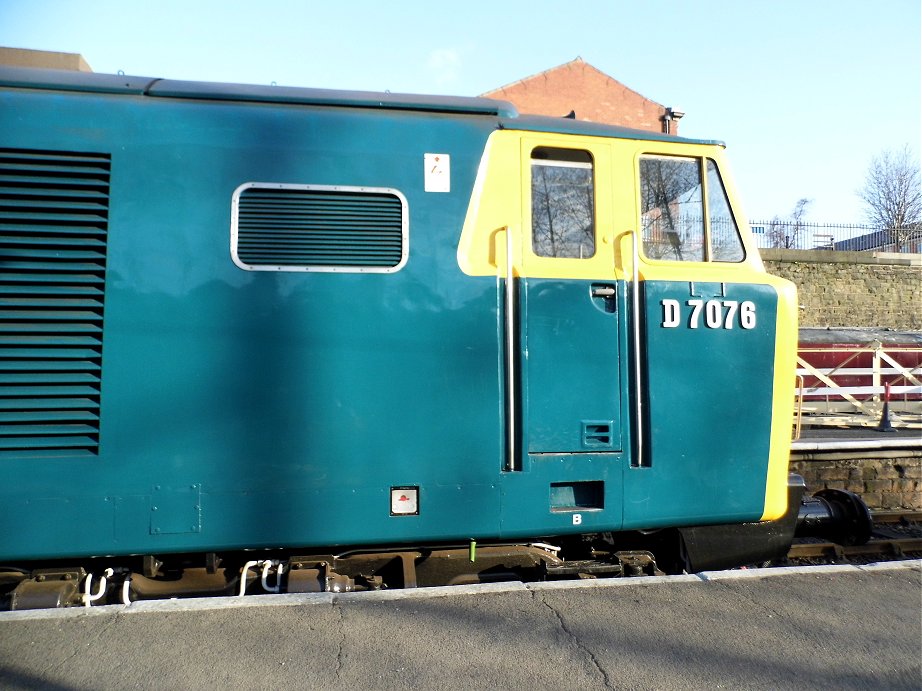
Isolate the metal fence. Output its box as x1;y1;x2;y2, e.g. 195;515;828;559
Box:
749;221;922;253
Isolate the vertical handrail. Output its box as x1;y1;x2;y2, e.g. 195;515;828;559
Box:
629;231;644;468
793;374;804;440
502;226;518;471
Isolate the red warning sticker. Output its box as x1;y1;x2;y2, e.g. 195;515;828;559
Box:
390;487;419;515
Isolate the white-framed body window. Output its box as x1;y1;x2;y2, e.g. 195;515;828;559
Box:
231;183;408;273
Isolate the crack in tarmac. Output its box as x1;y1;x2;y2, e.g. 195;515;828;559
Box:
532;590;614;690
711;579;789;621
333;602;346;679
43;608;121;682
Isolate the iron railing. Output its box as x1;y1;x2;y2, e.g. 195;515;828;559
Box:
748;221;922;253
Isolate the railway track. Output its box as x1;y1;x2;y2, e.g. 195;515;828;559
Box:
786;510;922;562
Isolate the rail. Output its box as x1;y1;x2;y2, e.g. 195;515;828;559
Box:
787;538;922;559
787;510;922;560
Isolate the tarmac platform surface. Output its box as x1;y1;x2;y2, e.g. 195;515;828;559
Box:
0;561;919;690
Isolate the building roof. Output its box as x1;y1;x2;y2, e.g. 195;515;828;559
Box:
484;58;663;105
481;57;672;131
833;228;922;252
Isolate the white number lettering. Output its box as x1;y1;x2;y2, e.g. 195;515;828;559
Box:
659;298;756;330
723;301;739;329
705;300;722;328
687;299;703;329
740;301;757;329
662;299;681;328
572;513;582;526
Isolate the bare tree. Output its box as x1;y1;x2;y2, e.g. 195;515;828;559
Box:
768;198;812;249
859;145;922;251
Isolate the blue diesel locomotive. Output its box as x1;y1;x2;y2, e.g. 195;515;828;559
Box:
1;66;810;607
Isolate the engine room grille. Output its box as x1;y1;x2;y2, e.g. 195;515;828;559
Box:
0;148;110;458
232;184;408;273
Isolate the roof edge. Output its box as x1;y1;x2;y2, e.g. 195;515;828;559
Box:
0;65;520;117
499;113;723;147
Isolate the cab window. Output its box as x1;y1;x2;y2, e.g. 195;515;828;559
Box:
639;155;705;262
639;155;745;263
531;147;595;259
706;160;744;262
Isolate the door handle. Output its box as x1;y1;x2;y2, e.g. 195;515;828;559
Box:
590;284;617;314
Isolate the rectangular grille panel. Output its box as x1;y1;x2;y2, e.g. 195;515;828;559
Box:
0;148;110;457
232;184;408;272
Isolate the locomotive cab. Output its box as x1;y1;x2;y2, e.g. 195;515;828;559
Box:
459;125;798;540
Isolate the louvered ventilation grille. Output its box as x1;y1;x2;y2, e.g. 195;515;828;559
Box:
235;186;406;271
0;148;110;458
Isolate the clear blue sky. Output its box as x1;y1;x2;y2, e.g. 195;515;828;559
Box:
2;0;919;222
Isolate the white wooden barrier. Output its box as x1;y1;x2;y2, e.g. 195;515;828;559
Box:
795;341;922;428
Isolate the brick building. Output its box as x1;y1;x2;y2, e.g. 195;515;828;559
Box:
0;47;92;72
481;57;682;134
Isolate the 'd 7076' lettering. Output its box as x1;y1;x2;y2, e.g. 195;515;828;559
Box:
661;299;756;330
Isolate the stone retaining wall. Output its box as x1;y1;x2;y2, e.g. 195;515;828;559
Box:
790;455;922;509
761;249;922;330
762;252;921;509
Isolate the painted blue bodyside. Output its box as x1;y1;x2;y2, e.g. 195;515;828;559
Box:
0;87;514;558
623;281;778;528
495;277;628;538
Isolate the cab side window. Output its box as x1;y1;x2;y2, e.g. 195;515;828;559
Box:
531;147;595;259
639;155;745;263
706;160;744;262
639;156;705;262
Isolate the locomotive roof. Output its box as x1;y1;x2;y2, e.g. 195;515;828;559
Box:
0;65;722;146
0;65;517;116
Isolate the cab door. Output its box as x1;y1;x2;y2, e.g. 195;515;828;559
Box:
517;139;623;457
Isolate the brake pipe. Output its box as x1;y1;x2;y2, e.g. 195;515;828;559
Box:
82;568;114;607
121;576;132;605
261;560;285;593
239;560;262;597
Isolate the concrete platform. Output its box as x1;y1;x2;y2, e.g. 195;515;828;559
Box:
1;561;919;690
795;427;921;445
792;427;921;456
